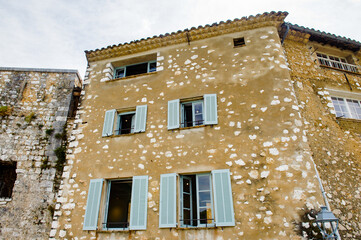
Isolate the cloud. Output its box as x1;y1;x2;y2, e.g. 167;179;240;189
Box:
0;0;360;77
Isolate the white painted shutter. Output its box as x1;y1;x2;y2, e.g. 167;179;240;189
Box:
129;175;148;230
159;173;177;228
167;99;180;130
83;179;103;230
212;169;235;226
204;94;218;125
102;109;116;137
134;105;147;133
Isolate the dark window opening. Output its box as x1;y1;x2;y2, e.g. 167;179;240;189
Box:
68;87;81;119
117;113;135;135
114;61;156;79
0;161;17;198
233;37;245;47
106;179;132;229
181;174;213;227
181;101;204;128
126;63;148;77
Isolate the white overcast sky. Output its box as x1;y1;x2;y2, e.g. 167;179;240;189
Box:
0;0;360;77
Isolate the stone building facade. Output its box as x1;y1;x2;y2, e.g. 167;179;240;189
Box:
49;11;361;240
0;67;81;239
282;24;361;239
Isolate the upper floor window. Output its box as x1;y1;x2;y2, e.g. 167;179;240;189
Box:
114;61;156;79
181;100;204;128
102;105;147;137
331;96;361;119
168;94;218;130
316;53;358;73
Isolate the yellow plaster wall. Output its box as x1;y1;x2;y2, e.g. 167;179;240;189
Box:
53;26;323;240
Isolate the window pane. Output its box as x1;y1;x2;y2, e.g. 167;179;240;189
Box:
183;194;191;209
126;63;148;77
119;113;135;135
198;175;210;191
115;68;125;78
346;99;361;119
199;191;211;207
183;209;191;225
183;104;193;127
107;180;132;229
183;178;190;193
199;208;213;224
149;62;156;72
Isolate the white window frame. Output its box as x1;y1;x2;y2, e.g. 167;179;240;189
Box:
316;52;358;73
116;111;136;135
114;60;156;79
180;100;204;128
180;173;215;228
331;96;361;120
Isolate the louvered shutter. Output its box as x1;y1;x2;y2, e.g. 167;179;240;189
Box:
83;179;103;230
159;173;177;228
129;175;148;230
102;109;116;137
204;94;218;125
167;99;180;129
212;169;235;226
134;105;147;132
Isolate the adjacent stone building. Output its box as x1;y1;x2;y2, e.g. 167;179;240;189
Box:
44;11;360;240
0;67;81;239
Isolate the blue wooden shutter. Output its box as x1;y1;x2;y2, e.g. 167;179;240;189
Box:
134;105;147;132
159;173;177;228
83;179;103;230
212;169;235;226
168;99;180;130
129;175;149;230
204;94;218;125
102;109;116;137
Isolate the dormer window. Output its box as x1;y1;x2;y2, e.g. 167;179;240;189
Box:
114;61;156;79
316;53;358;73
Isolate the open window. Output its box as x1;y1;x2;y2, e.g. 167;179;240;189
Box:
181;100;204;128
316;52;358;73
83;176;149;231
102;105;147;137
168;94;218;130
0;161;17;199
114;61;156;79
159;169;235;228
104;179;132;229
180;174;214;227
117;112;135;135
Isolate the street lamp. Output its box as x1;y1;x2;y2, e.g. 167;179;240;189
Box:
315;206;339;240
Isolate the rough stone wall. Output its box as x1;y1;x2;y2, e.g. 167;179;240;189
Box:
0;68;80;240
283;37;361;239
51;25;324;240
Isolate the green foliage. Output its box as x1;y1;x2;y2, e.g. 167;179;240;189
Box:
54;146;66;171
55;133;63;139
47;204;55;217
294;206;323;239
40;158;50;170
38;124;44;129
45;128;54;135
25;112;35;123
0;106;11;116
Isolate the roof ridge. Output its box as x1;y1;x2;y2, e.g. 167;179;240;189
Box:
85;11;288;55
